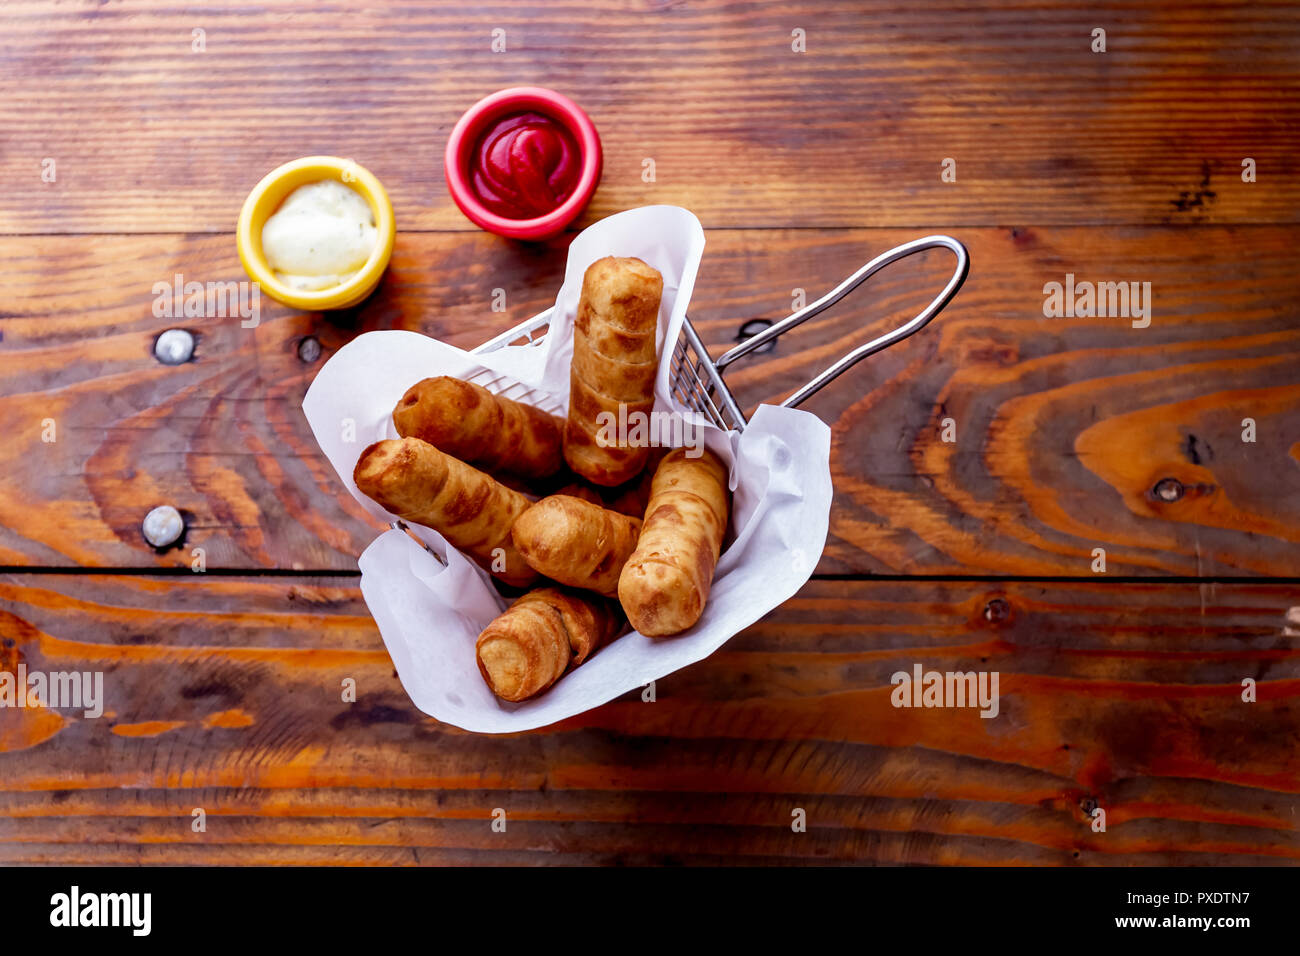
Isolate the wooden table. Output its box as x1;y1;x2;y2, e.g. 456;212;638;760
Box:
1;0;1297;865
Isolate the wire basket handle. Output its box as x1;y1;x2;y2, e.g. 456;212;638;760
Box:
713;235;969;410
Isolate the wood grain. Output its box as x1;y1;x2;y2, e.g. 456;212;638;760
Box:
0;573;1296;864
2;0;1298;233
1;226;1296;575
3;0;1299;871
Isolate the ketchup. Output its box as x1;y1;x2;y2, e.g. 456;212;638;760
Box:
469;111;581;219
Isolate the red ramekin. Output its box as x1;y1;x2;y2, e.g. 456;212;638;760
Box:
445;87;602;240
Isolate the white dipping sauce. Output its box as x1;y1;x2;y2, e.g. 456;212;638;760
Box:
261;179;378;291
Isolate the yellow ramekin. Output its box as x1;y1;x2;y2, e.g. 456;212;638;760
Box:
236;156;396;310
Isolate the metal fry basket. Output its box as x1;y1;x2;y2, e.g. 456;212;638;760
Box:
393;235;968;558
468;234;969;430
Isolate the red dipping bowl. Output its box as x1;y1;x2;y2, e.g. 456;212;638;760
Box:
445;87;602;240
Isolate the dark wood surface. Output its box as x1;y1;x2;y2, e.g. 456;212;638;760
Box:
2;575;1297;864
0;0;1297;865
4;1;1298;231
3;226;1297;575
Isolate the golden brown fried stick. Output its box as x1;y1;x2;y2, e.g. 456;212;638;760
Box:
554;481;606;508
605;466;656;518
556;471;653;518
617;448;730;635
354;437;537;587
475;587;624;702
511;494;642;597
563;256;663;486
394;376;563;480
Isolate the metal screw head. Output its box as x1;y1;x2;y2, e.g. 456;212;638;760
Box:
297;336;322;364
984;597;1011;623
736;318;777;354
1153;477;1184;502
142;505;185;548
154;329;195;365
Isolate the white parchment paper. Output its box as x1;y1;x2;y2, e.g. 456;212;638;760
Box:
304;206;832;733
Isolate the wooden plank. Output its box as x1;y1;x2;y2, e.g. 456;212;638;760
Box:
2;0;1298;232
1;226;1297;574
0;574;1296;865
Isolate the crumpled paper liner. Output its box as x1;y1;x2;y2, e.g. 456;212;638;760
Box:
304;205;831;732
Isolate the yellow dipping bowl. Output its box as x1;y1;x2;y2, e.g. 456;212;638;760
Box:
237;156;396;310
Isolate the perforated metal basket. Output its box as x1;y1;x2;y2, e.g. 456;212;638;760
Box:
393;235;968;556
468;234;968;430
